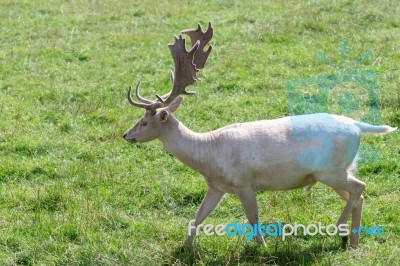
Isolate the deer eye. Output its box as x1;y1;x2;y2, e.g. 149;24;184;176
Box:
141;121;148;127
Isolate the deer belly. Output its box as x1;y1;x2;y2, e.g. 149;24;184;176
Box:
253;171;316;191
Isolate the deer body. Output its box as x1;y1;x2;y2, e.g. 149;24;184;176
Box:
158;112;393;194
160;113;333;193
122;23;396;249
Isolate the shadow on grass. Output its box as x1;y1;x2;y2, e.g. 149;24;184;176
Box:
168;237;348;266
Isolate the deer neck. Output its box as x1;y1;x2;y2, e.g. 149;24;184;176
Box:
158;116;208;172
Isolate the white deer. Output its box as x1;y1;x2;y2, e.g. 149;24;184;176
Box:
122;23;396;249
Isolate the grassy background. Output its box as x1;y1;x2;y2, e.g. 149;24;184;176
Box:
0;0;399;265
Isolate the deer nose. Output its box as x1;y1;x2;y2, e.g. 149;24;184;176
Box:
122;132;128;139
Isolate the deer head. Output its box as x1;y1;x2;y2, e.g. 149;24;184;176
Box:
123;23;213;142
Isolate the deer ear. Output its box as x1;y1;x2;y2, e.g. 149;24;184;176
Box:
159;109;169;122
168;97;183;113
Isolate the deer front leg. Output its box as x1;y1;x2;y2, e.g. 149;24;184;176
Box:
237;188;266;247
185;186;224;246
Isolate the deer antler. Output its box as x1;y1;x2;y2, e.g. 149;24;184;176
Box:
182;22;213;70
127;23;213;109
157;22;213;106
127;81;163;113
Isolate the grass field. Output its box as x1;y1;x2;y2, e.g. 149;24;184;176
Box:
0;0;399;265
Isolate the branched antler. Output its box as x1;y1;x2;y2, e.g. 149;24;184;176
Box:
127;22;213;110
182;22;213;70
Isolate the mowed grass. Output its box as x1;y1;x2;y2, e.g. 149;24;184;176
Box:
0;0;399;265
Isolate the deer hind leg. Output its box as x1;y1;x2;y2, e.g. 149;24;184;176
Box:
334;173;365;248
185;186;224;246
334;187;364;248
318;171;365;249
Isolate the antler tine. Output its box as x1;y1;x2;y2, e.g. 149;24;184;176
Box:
154;70;175;103
169;70;175;86
135;80;154;104
127;81;153;110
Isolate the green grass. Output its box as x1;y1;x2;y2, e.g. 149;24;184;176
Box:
0;0;399;265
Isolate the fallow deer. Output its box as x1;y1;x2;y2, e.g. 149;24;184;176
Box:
123;22;396;248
